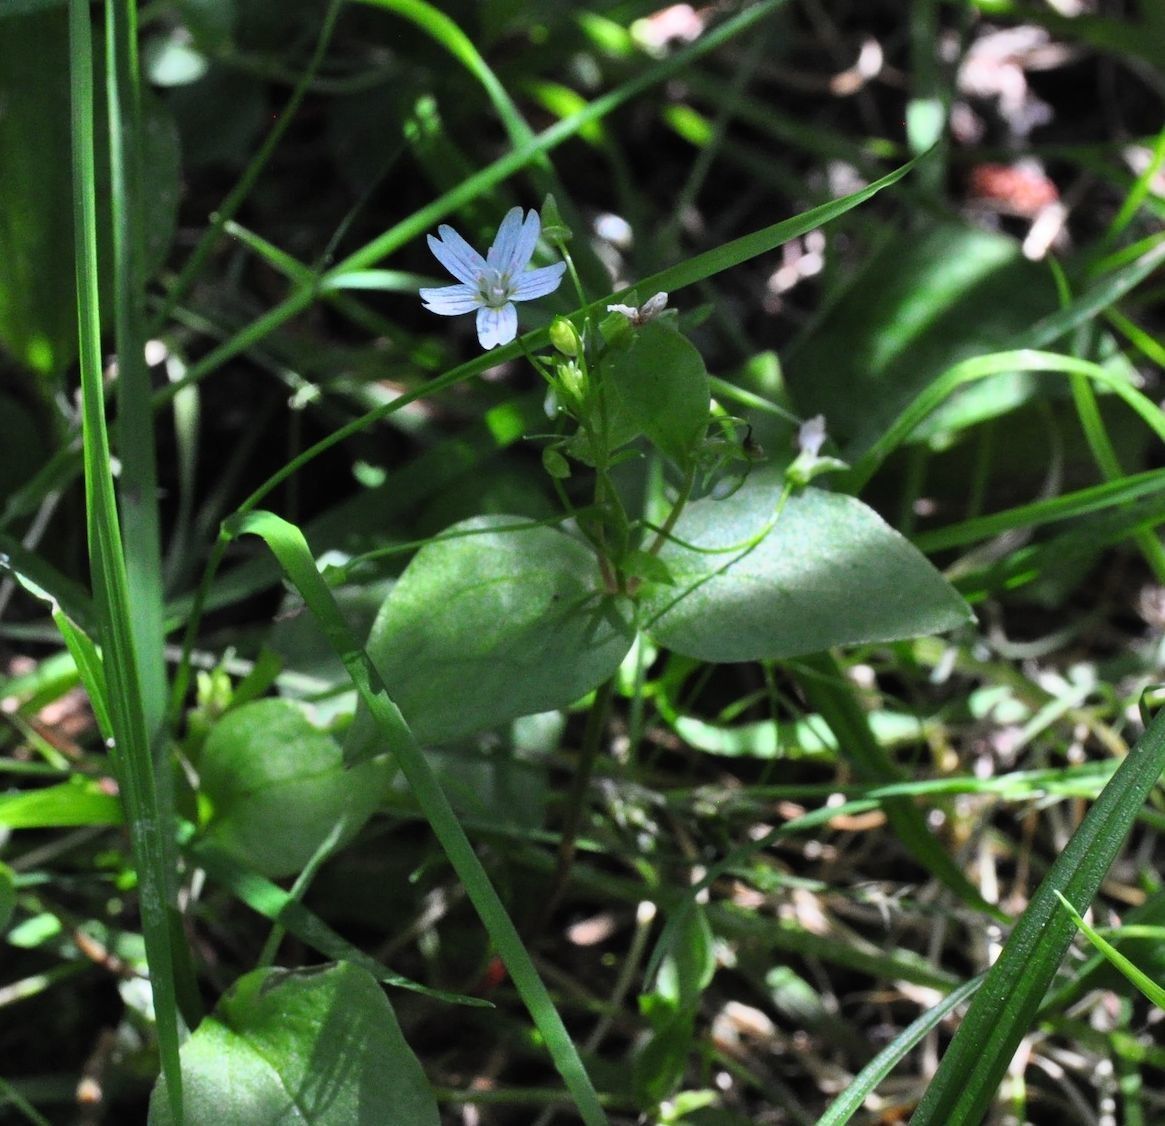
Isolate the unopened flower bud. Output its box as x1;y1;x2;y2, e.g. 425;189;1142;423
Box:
540;194;573;242
557;359;587;406
549;316;581;357
542;446;571;479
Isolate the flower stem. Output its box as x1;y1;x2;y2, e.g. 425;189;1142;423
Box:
531;676;615;938
554;238;591;323
647;463;697;556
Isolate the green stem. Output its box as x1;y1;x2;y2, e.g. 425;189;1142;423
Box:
534;677;616;936
647;463;697;556
555;239;591;332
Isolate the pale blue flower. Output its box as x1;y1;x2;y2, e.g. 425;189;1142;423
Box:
420;207;567;349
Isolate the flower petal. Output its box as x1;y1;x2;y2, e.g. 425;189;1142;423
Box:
511;261;567;302
427;226;487;285
420;283;481;315
476;302;518;349
484;207;523;271
487;208;540;275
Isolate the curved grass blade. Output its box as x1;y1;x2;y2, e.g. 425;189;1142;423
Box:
354;0;534;146
1054;891;1165;1008
912;705;1165;1124
186;836;487;1007
228;509;609;1126
846;346;1165;493
817;976;982;1126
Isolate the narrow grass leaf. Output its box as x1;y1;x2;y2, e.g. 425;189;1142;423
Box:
913;466;1165;552
67;1;186;1112
1054;891;1165;1009
229;510;609;1126
106;0;167;739
0;778;123;829
186;836;484;1006
817;976;983;1126
50;607;112;741
912;705;1165;1124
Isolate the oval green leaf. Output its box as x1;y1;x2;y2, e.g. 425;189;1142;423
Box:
642;474;972;662
149;962;439;1125
352;517;635;750
605;320;710;463
200;699;390;878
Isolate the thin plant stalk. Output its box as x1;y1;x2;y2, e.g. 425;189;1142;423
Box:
69;0;186;1116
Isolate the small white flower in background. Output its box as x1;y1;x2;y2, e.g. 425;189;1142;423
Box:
797;414;827;458
788;414;848;487
420;207;567;350
606;291;668;324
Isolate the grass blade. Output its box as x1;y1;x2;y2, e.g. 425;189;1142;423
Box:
846;345;1165;492
912;466;1165;552
68;1;187;1115
106;0;165;738
1054;891;1165;1009
229;509;609;1126
817;976;982;1126
912;705;1165;1124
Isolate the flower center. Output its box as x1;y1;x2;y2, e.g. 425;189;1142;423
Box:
478;269;513;308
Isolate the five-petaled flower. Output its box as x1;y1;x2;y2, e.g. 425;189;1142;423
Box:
420;207;567;349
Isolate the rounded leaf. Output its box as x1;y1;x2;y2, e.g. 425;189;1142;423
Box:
605;321;710;463
643;474;972;662
200;700;390;878
351;517;635;750
149;963;439;1125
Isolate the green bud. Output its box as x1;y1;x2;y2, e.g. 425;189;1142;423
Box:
540;194;573;242
549;316;581;357
542;446;571;479
556;359;587;406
